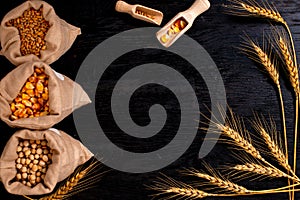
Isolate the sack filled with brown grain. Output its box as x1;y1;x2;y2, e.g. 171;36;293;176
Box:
0;0;81;66
0;61;91;129
0;128;93;195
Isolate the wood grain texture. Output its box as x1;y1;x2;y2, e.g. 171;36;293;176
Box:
0;0;299;199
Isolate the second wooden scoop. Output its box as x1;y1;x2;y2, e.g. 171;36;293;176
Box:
115;1;163;25
156;0;210;48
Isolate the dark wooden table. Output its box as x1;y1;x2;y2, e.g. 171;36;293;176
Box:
0;0;299;199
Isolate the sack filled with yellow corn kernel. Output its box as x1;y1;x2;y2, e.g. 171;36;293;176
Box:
0;128;93;195
0;61;91;129
0;0;81;66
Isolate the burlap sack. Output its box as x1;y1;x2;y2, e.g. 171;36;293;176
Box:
0;0;81;66
0;128;93;195
0;61;91;129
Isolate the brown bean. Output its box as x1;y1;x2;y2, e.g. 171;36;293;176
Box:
17;146;22;152
16;163;22;169
43;149;49;154
29;163;33;169
19;152;24;158
26;182;32;187
21;166;27;173
32;164;38;172
23;147;29;152
22;173;28;179
29;154;35;160
25;159;31;165
42;155;48;162
39;160;45;167
33;159;39;165
25;149;31;157
16;173;22;180
36;148;42;155
41;140;47;146
36;177;41;183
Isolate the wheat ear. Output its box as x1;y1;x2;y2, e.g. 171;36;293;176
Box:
243;40;279;86
225;0;285;24
150;175;211;199
205;107;264;161
259;127;295;174
40;161;101;200
184;169;250;194
217;124;263;161
164;187;209;199
279;36;299;95
233;163;298;182
252;116;292;173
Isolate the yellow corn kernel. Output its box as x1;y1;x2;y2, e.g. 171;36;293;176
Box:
25;82;35;90
26;89;35;97
36;81;44;93
161;34;169;43
39;111;49;116
11;103;16;112
42;93;48;100
32;103;41;111
15;97;22;103
180;20;187;29
22;100;32;107
10;115;18;120
38;98;44;106
37;74;46;80
173;26;180;33
26;108;33;115
15;103;25;110
22;93;30;100
30;97;38;104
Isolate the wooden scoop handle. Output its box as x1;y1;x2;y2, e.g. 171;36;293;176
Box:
186;0;210;17
115;1;134;14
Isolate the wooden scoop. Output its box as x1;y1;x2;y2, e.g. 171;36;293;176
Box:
115;1;163;25
156;0;210;48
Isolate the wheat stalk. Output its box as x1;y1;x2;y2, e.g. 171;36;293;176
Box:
241;37;289;170
225;0;285;24
233;163;297;181
277;33;300;200
40;161;102;200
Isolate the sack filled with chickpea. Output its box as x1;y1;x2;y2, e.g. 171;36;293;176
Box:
0;129;93;195
0;62;91;129
0;0;81;66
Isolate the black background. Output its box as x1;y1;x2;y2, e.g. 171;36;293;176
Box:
0;0;299;199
